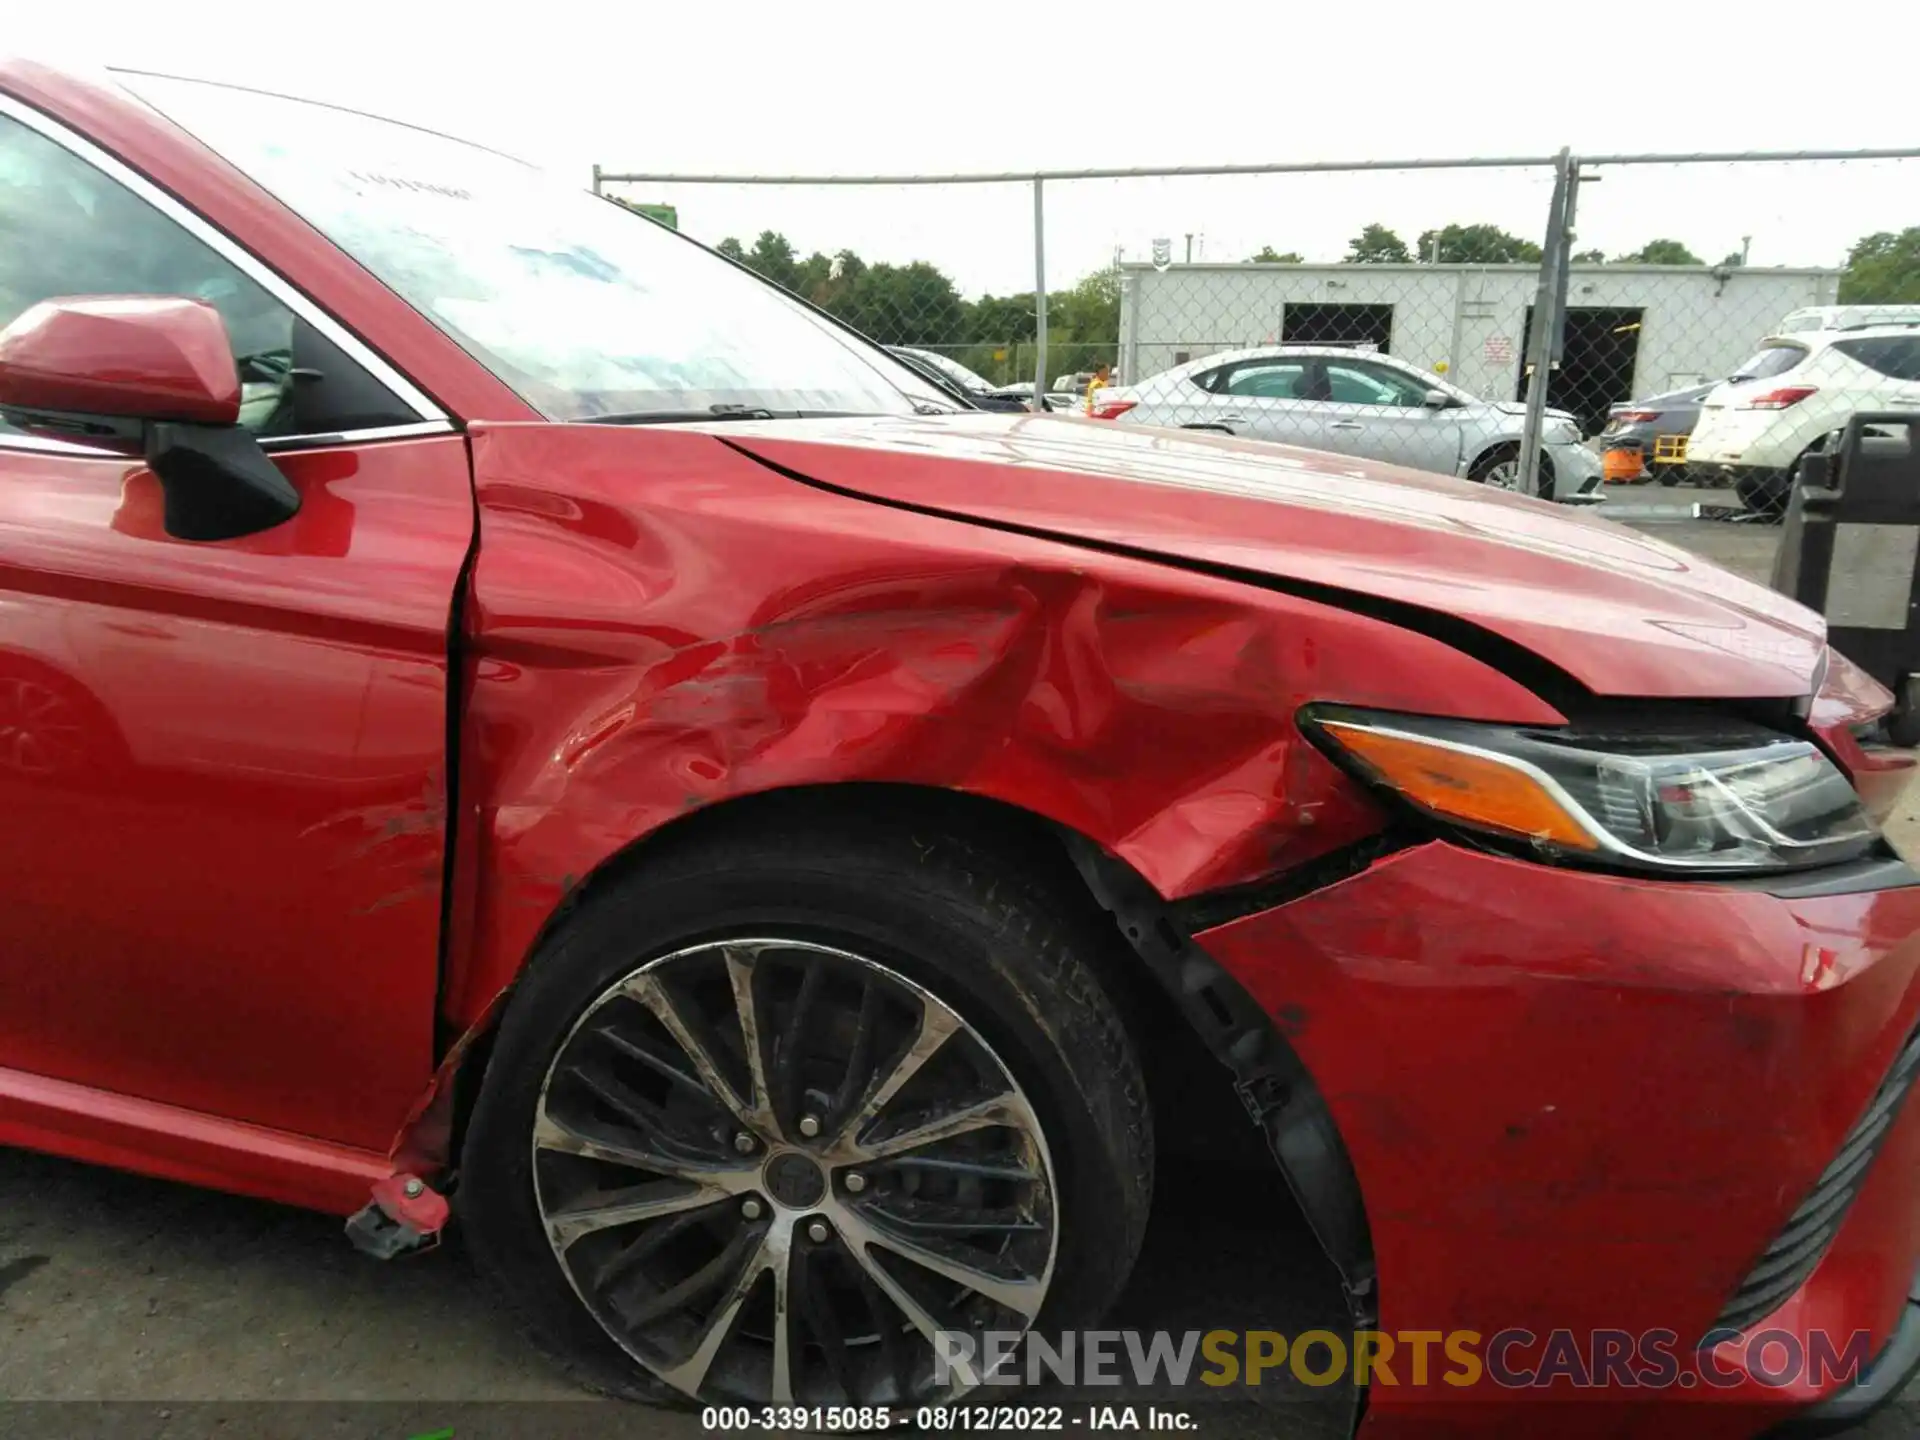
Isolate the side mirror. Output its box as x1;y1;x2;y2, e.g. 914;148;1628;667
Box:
0;296;298;541
1422;389;1453;409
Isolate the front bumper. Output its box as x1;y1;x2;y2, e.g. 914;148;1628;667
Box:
1549;439;1607;504
1774;1263;1920;1434
1195;842;1920;1438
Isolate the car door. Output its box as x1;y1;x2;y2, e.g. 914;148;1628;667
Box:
1314;357;1463;473
1200;358;1329;446
0;100;473;1151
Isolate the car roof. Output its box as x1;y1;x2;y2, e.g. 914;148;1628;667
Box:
1152;345;1407;378
1782;304;1920;324
1209;344;1396;363
1766;323;1920;348
1822;323;1920;339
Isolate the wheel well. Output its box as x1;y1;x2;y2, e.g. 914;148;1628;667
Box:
1469;440;1554;484
1467;439;1517;472
498;783;1282;1050
438;781;1370;1323
511;784;1114;978
443;786;1168;1155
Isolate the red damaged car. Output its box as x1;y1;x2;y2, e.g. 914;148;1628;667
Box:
1;61;1918;1437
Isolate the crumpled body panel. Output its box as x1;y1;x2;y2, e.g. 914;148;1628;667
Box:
723;413;1828;699
1200;841;1920;1437
446;423;1561;1028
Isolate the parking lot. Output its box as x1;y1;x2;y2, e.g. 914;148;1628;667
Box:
1;485;1914;1439
1592;483;1787;586
0;1111;1357;1438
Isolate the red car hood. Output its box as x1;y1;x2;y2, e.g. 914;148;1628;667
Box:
719;413;1825;700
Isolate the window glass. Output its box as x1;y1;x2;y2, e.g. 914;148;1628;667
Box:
1729;344;1808;382
907;348;994;394
1222;362;1309;399
123;73;948;422
1835;336;1920;382
1325;361;1429;407
0;113;410;441
0;115;299;438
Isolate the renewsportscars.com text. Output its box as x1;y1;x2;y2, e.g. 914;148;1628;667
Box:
932;1326;1874;1392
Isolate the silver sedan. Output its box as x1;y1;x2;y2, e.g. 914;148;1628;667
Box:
1097;346;1604;504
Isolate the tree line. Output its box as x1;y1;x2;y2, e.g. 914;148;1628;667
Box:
705;228;1122;384
1312;221;1742;267
1263;221;1920;300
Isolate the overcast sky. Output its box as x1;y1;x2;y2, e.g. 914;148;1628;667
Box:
14;2;1920;294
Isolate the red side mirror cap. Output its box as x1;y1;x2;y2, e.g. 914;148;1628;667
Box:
0;295;240;427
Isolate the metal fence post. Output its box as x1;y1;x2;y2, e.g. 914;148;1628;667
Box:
1122;269;1141;385
1447;268;1468;377
1517;148;1572;499
1551;160;1583;371
1032;177;1049;408
591;164;603;197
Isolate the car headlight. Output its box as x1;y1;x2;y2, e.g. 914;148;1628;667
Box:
1305;706;1878;874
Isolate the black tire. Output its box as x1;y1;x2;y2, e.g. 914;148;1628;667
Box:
1735;470;1788;519
1468;442;1554;495
1658;468;1685;487
1888;695;1920;749
1735;458;1804;522
460;810;1153;1407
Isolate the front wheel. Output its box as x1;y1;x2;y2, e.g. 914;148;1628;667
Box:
461;812;1152;1409
1889;682;1920;748
1469;443;1555;497
1734;469;1790;519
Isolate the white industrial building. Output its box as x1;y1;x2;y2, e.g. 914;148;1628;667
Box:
1117;261;1840;433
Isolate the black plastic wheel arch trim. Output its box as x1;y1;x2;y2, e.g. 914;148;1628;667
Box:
1766;1263;1920;1435
1061;829;1383;1343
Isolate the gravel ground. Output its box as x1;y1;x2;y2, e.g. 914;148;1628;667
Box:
2;484;1915;1438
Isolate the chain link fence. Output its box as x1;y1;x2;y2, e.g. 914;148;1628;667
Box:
1542;155;1920;513
597;149;1920;504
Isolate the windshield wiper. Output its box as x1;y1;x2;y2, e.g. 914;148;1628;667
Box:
583;403;783;425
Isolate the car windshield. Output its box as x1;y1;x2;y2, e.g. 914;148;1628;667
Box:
1729;343;1808;382
907;348;995;393
1382;359;1471;404
117;73;948;422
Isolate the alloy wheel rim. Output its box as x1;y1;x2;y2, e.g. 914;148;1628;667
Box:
1483;459;1522;491
532;938;1060;1406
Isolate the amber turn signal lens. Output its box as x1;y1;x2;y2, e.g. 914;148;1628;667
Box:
1320;721;1599;851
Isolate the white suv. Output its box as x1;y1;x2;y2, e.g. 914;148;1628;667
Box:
1689;325;1920;513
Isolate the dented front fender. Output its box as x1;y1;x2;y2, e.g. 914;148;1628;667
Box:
437;422;1562;1050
